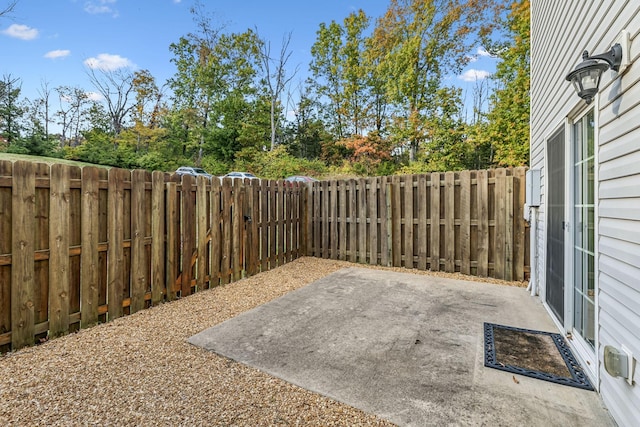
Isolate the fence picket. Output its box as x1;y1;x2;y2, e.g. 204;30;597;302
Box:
81;166;100;327
151;171;166;304
49;164;71;338
477;170;489;277
11;161;36;349
444;172;455;272
430;172;441;271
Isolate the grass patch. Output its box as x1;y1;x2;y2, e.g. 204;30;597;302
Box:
0;153;111;169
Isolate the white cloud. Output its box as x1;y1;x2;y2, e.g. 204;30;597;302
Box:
84;53;134;71
44;49;71;59
459;69;491;82
477;47;492;57
84;0;118;16
85;92;103;102
2;24;39;40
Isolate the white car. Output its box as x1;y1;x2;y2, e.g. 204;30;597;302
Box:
175;166;212;178
222;171;259;180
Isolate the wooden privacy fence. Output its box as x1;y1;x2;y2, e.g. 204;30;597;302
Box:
1;160;529;352
307;168;529;281
0;160;305;351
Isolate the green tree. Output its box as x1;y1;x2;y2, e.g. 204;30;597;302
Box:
372;0;491;161
0;74;24;146
479;0;530;166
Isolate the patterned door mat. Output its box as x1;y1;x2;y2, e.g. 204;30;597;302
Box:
484;323;593;390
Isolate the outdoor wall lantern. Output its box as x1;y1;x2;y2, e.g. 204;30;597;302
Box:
565;44;622;104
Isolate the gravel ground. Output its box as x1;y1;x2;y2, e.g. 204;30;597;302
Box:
0;257;525;426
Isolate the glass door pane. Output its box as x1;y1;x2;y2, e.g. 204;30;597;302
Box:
573;110;595;348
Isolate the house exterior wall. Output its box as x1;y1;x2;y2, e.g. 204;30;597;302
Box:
531;1;640;426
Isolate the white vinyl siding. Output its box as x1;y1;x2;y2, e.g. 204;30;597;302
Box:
531;1;640;425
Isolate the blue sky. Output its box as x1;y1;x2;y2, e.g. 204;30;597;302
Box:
1;0;496;117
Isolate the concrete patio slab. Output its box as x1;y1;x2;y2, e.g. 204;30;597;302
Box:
189;267;615;426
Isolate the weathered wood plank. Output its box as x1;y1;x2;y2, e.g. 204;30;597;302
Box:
181;174;195;295
430;172;441;271
196;176;208;290
358;178;367;264
338;181;347;260
404;175;414;269
391;175;401;267
11;161;36;349
232;179;243;281
416;174;427;270
80;166;100;327
513;167;526;281
330;180;338;259
369;177;379;265
319;181;328;259
444;171;455;272
477;169;489;277
380;176;390;266
151;171;165;304
165;182;178;300
210;178;221;285
49;164;71;338
268;181;277;268
33;163;50;331
0;160;12;342
107;168;126;318
459;170;471;275
348;179;358;263
494;168;507;279
130;170;147;313
505;175;514;281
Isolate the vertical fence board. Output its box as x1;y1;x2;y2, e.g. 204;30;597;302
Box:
260;180;269;270
338;181;347;260
107;168;126;319
430;172;441;271
210;179;221;285
380;177;390;266
391;176;401;267
49;164;71;338
505;175;514;281
181;175;195;295
33;163;50;332
369;178;378;265
130;170;147;313
80;167;100;327
494;169;507;279
444;172;455;272
403;176;414;269
477;170;489;277
232;180;243;280
348;180;358;263
459;171;471;275
165;181;178;300
358;179;367;264
11;161;35;349
0;161;12;346
513;168;526;281
196;176;208;290
320;181;329;259
417;175;427;270
330;180;338;259
151;171;165;304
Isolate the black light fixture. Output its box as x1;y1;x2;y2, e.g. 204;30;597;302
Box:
566;44;622;104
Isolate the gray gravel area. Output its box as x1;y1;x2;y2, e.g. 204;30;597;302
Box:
0;257;524;426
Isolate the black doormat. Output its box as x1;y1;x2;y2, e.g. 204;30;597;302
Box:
484;323;593;390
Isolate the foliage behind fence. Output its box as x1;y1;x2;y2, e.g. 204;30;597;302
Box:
1;160;528;352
